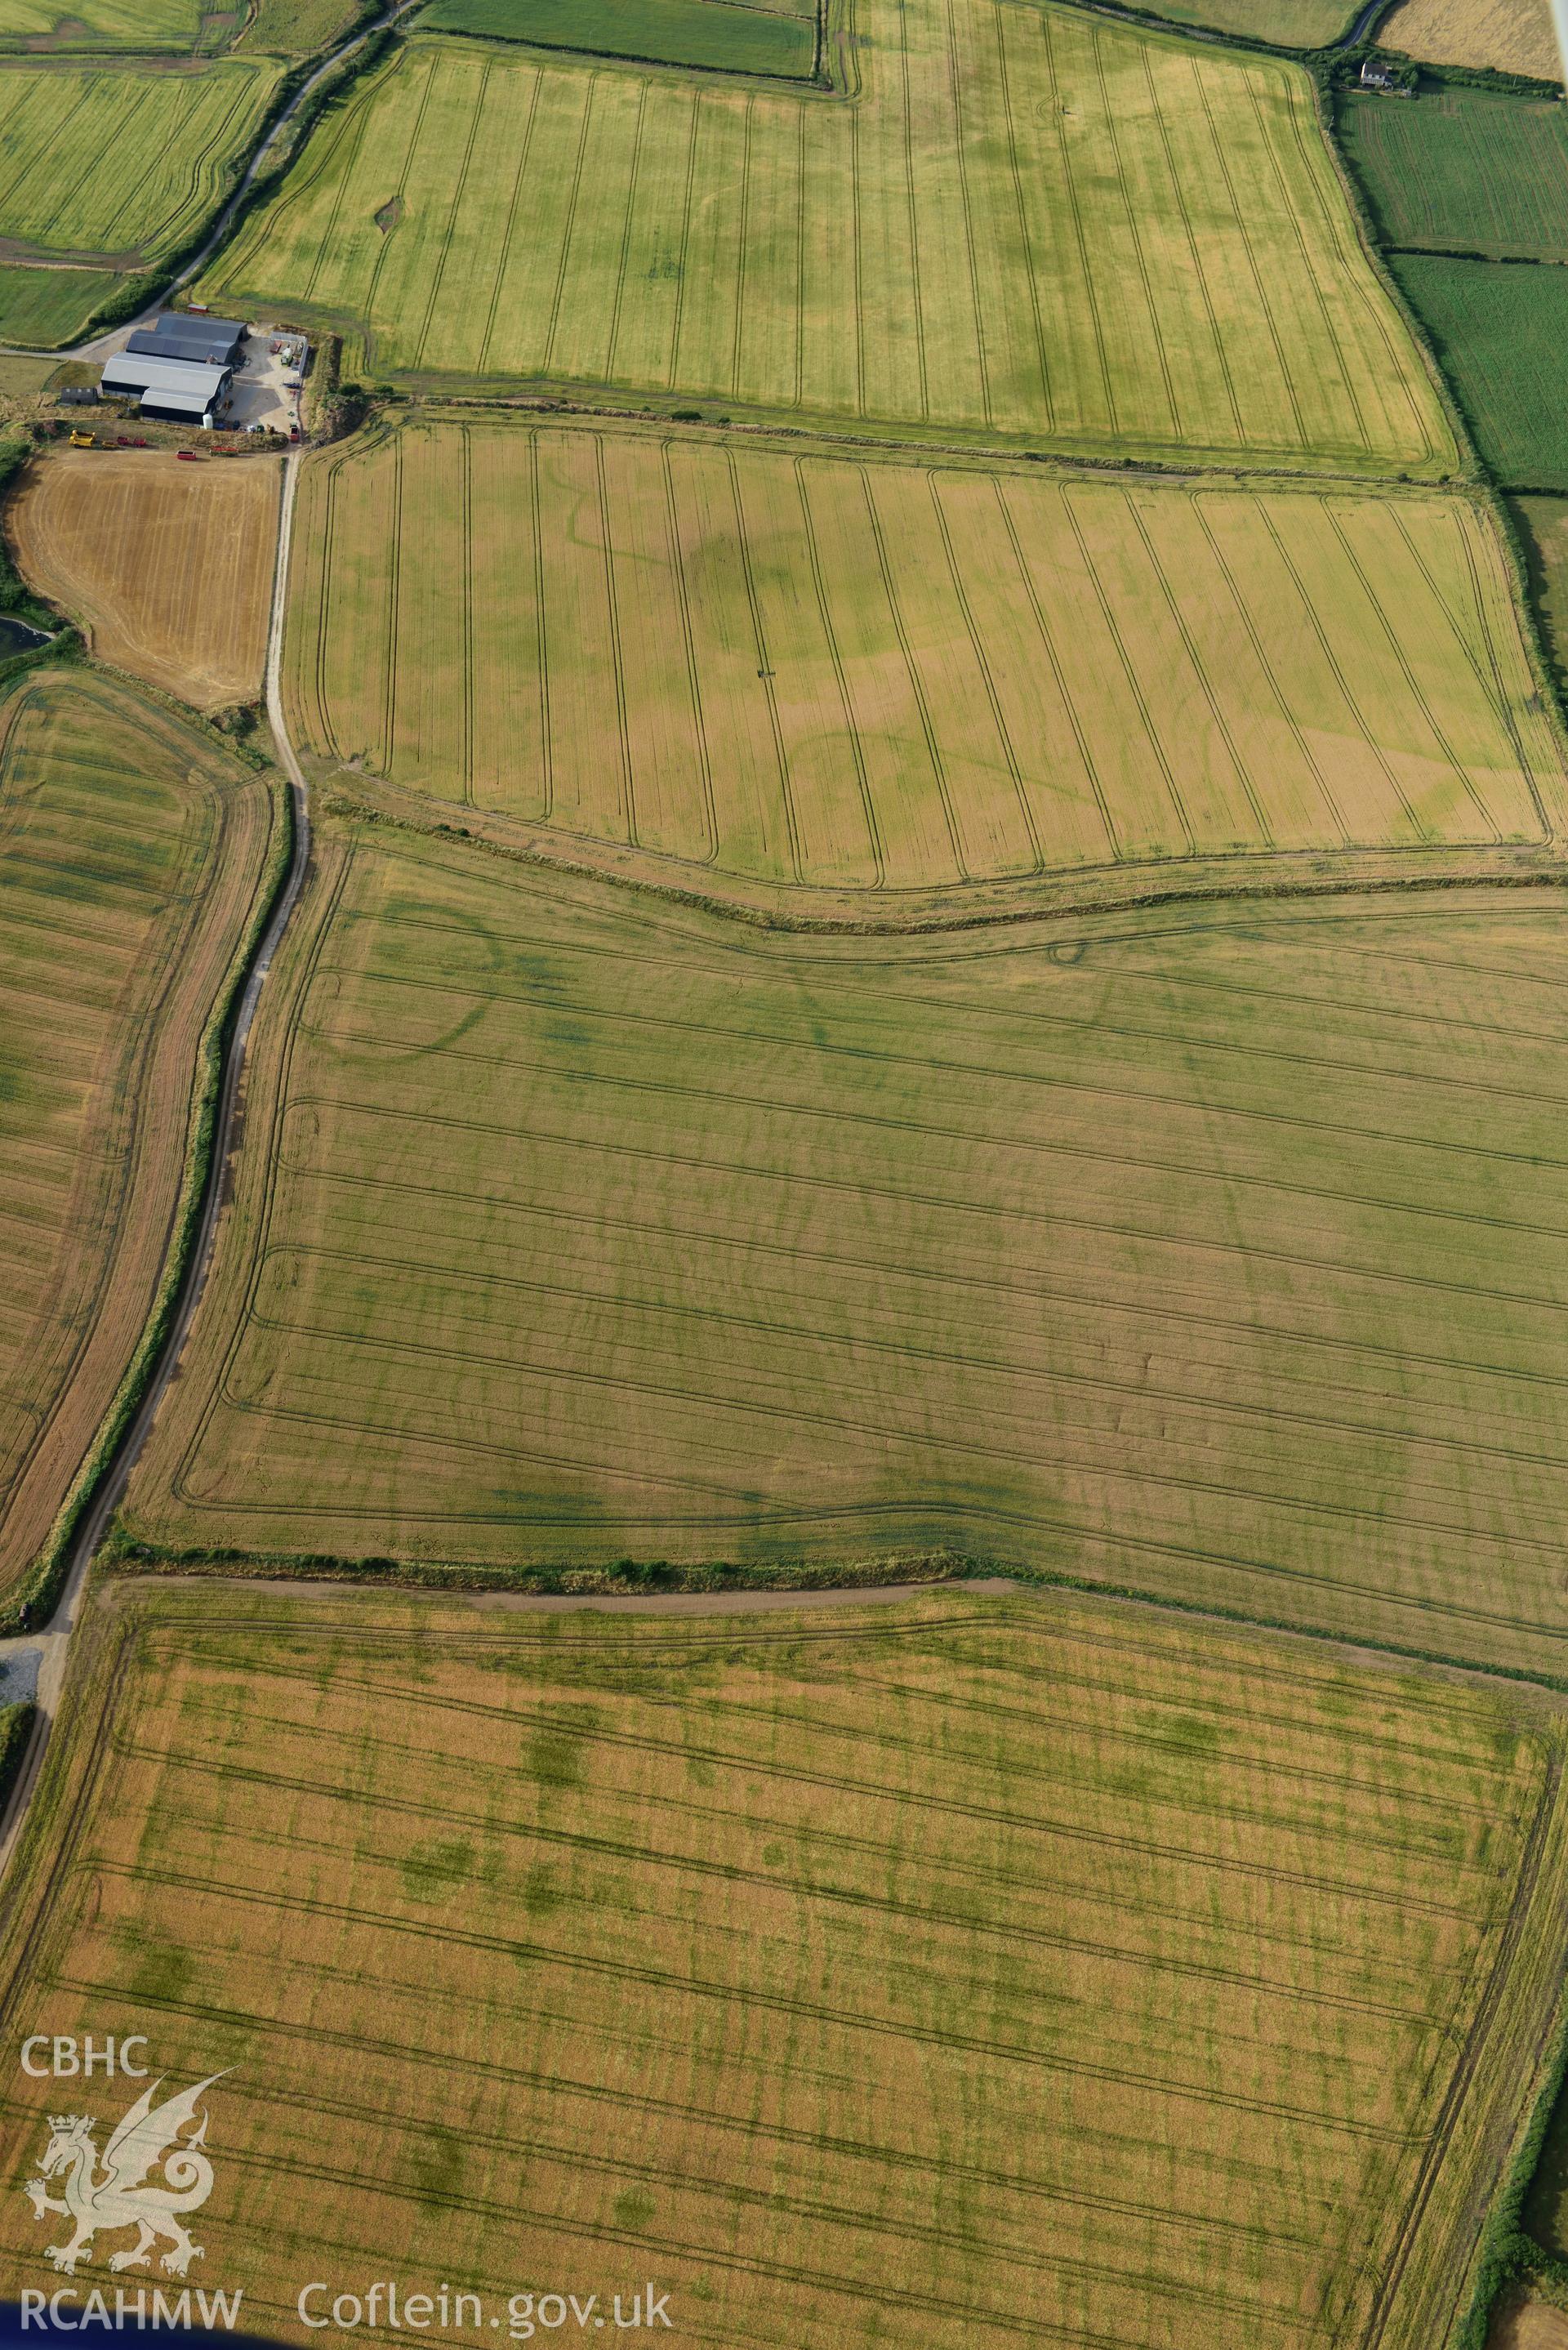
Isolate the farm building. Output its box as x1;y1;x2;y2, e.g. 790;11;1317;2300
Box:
98;353;232;428
124;314;246;371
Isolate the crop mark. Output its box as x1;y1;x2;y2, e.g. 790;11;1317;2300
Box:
926;472;1041;871
477;65;542;374
605;78;648;386
592;433;635;848
991;5;1054;429
857;464;968;879
658;442;719;866
541;69;595;379
724;446;803;884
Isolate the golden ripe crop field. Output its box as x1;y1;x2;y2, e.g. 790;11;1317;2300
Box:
1;1581;1564;2350
0;670;276;1604
199;6;1454;471
122;826;1568;1679
1383;0;1562;82
283;419;1564;897
10;450;283;711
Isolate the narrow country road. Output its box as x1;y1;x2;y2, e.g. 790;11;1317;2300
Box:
0;445;311;1880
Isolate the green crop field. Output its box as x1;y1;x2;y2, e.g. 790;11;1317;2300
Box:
1392;254;1568;488
1514;494;1568;689
416;0;818;78
198;7;1454;471
1341;88;1568;262
1;1580;1565;2350
0;670;275;1608
1131;0;1355;43
0;0;203;48
283;417;1562;899
0;56;282;267
0;262;121;345
240;0;368;52
119;828;1568;1682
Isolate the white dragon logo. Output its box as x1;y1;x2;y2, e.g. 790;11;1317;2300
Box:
23;2072;229;2277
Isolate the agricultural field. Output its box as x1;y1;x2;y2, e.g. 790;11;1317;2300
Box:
1489;2299;1568;2350
0;668;275;1608
239;0;368;53
0;263;121;348
0;350;57;397
0;0;203;49
1341;87;1568;262
283;418;1563;898
1134;0;1354;44
1392;255;1568;488
1383;0;1562;82
416;0;818;79
1512;495;1568;690
1;1579;1565;2350
0;56;283;268
118;829;1568;1682
9;448;282;711
198;9;1455;472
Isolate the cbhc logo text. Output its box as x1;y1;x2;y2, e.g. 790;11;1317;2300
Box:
20;2037;149;2078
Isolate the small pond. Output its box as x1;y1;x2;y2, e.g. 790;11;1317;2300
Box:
0;618;50;654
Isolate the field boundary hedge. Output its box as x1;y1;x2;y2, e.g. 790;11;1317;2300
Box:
309;778;1568;937
99;1527;1568;1707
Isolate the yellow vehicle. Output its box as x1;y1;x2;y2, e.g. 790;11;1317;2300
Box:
67;431;94;448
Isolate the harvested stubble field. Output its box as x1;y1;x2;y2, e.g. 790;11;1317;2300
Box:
1342;87;1568;263
416;0;820;78
1488;2299;1568;2350
198;6;1454;472
283;418;1564;895
10;449;282;711
121;832;1568;1682
1392;255;1568;489
2;1581;1567;2350
0;56;283;265
0;668;275;1606
0;0;202;47
1383;0;1562;81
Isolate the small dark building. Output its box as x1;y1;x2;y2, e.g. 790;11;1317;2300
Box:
124;313;246;371
56;386;100;407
